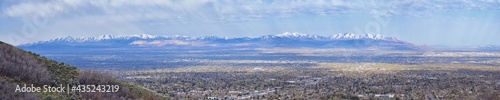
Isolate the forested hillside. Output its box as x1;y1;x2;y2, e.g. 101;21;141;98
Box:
0;41;163;99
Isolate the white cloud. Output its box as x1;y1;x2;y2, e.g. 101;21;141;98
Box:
3;0;82;17
3;0;499;22
40;15;144;36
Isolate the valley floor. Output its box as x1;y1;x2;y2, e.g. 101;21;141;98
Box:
22;47;500;99
116;63;500;99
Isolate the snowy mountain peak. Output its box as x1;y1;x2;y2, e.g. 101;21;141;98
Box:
275;32;309;37
272;32;323;39
330;33;386;40
363;34;384;39
46;34;163;43
97;34;116;40
128;34;158;39
54;36;74;41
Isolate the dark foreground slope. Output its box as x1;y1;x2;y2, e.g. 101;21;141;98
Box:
0;41;163;99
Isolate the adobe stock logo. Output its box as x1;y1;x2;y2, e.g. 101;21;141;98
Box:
354;15;391;35
353;0;391;35
1;0;50;45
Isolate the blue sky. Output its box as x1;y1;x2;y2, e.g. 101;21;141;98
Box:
1;0;500;46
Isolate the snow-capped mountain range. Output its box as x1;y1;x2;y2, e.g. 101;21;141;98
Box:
34;32;398;43
19;32;424;51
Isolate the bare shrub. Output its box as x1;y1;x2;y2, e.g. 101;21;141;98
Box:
0;79;39;100
0;42;51;85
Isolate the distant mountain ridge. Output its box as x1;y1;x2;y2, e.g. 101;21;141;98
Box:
19;32;426;51
32;32;397;43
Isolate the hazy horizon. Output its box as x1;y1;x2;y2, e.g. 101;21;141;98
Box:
1;0;500;46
